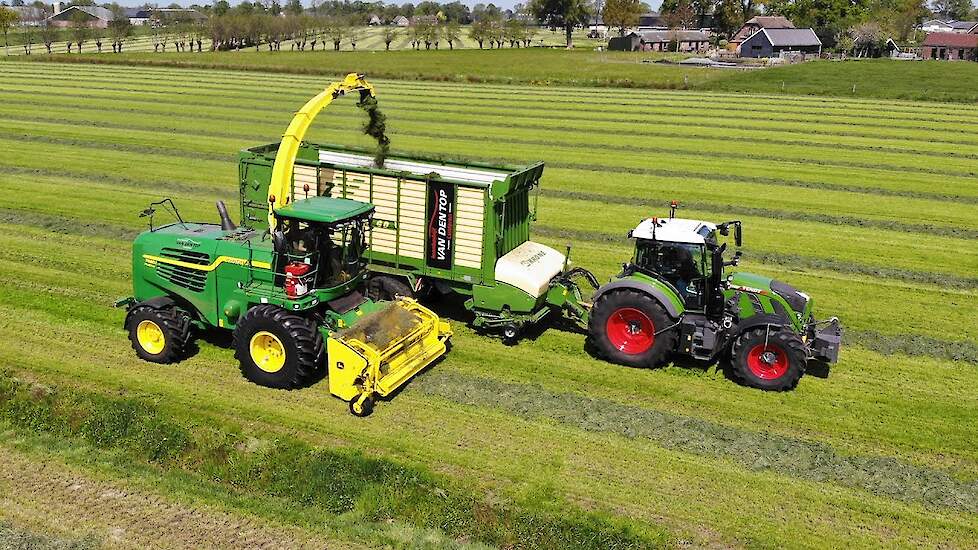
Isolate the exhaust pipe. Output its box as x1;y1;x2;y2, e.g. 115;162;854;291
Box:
216;200;237;231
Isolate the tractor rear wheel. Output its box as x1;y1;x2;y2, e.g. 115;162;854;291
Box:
588;289;677;368
731;327;806;391
126;304;192;363
233;305;323;389
366;275;414;302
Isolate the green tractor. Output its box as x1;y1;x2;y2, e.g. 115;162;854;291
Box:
117;74;452;416
587;203;841;390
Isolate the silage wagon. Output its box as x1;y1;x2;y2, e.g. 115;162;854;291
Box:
239;142;596;340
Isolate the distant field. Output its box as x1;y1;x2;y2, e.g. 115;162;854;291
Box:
13;48;978;101
0;62;977;547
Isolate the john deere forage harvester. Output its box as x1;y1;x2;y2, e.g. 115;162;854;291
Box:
118;74;451;416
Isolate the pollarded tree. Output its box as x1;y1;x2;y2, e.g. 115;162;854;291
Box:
325;16;347;50
468;18;488;48
70;10;91;53
40;22;58;53
383;26;399;49
442;20;460;48
528;0;591;48
602;0;642;36
0;7;18;56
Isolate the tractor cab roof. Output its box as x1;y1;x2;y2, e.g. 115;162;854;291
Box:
274;196;374;224
631;217;717;244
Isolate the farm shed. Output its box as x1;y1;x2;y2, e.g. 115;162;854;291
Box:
921;19;953;32
947;20;978;33
608;32;643;51
738;28;821;58
730;15;794;47
640;30;710;52
393;15;410;27
921;33;978;60
45;5;114;28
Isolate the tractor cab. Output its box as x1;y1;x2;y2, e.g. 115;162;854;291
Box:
270;196;374;302
628;214;742;315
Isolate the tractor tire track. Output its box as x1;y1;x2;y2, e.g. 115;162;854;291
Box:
411;370;978;514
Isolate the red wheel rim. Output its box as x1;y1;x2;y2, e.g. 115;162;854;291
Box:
606;307;655;354
746;343;789;380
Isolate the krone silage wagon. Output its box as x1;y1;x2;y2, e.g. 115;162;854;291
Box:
239;142;595;340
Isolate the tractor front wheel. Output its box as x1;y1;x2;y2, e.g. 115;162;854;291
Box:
588;289;677;368
233;305;323;389
126;304;192;363
731;327;806;391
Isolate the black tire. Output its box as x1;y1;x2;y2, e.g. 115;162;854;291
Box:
126;304;192;363
730;327;806;391
588;289;677;368
366;275;414;302
349;393;374;417
232;304;323;389
502;324;520;344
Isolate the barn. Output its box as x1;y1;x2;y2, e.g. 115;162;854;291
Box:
738;28;821;58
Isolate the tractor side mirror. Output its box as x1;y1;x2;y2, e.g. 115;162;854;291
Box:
735;224;742;247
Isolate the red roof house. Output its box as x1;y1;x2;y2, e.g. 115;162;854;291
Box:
921;32;978;60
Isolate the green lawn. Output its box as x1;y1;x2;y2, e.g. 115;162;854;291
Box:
0;61;976;547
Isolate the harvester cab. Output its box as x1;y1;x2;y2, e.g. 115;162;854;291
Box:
118;73;452;416
587;202;842;391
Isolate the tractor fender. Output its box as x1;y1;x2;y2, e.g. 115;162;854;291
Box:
592;280;683;318
734;314;789;335
136;296;178;311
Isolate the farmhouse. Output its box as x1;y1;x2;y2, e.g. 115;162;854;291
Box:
921;32;978;60
730;15;794;47
124;8;152;26
392;15;410;27
738;28;821;58
921;19;953;32
638;30;710;52
947;20;978;33
45;5;114;28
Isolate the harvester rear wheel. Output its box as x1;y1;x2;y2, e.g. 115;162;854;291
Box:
588;290;676;368
126;305;192;364
731;327;805;391
233;305;323;389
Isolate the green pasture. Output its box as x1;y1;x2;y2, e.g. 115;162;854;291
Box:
0;61;976;547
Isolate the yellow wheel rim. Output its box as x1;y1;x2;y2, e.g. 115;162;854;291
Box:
136;320;166;355
250;331;286;373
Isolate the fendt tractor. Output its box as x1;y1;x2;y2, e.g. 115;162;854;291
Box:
587;202;842;390
117;74;451;416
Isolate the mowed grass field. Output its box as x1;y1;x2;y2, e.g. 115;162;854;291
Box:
0;61;977;547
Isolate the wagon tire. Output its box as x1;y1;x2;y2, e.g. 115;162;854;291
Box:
233;305;323;389
126;304;192;363
731;327;806;391
366;275;414;302
588;289;677;368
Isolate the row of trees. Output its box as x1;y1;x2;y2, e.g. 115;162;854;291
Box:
0;6;134;54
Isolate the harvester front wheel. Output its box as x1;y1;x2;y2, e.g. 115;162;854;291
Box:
233;305;323;389
126;305;192;364
588;290;677;368
731;327;805;391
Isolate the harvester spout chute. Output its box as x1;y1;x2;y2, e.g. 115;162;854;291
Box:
268;73;377;230
327;298;451;415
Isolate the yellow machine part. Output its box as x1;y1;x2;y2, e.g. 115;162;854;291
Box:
268;73;376;231
327;298;451;403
